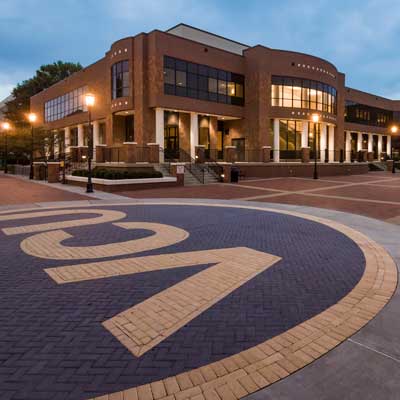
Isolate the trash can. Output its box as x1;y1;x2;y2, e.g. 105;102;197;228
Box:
231;166;240;183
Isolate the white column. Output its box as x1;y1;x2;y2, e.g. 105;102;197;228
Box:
387;135;392;157
378;134;383;158
190;112;199;159
357;132;363;152
328;125;335;162
93;121;100;148
54;133;59;157
301;121;308;148
320;123;327;160
155;108;164;162
92;121;100;162
65;127;71;154
367;133;373;153
273;118;280;162
77;124;84;147
345;131;351;162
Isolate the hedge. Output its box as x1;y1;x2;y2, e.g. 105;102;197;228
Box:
72;168;163;180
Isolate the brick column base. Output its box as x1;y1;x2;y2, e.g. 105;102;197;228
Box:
262;146;271;163
224;146;237;163
222;164;232;183
123;142;137;163
147;143;160;163
47;162;60;183
33;162;46;180
95;146;105;163
170;163;185;186
361;150;368;162
301;147;310;163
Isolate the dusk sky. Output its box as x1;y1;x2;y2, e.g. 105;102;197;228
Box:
2;0;400;100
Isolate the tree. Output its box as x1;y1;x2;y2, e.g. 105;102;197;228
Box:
5;61;82;125
2;61;82;163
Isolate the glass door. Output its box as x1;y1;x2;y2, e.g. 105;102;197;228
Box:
164;126;179;160
372;135;378;159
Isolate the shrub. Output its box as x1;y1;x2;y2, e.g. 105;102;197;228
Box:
71;168;162;180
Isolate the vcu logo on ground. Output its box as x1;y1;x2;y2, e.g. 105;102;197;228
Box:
2;207;280;357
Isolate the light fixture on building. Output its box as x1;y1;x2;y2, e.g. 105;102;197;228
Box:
311;113;320;123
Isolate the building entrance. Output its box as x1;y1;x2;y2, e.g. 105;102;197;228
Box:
164;126;179;159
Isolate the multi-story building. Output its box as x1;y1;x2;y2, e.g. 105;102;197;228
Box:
30;23;400;167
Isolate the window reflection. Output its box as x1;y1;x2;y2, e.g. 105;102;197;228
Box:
345;100;392;127
163;56;244;106
111;60;129;99
44;86;88;123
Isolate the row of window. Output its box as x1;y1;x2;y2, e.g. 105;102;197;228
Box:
163;56;244;106
44;86;88;122
112;60;129;99
68;123;106;146
271;76;337;114
345;101;392;127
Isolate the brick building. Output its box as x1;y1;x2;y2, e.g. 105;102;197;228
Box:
29;23;400;166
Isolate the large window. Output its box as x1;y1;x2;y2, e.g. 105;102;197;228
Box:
44;86;88;122
112;60;129;99
163;56;244;106
99;123;106;144
279;120;302;157
70;127;78;146
272;76;337;114
345;101;392;128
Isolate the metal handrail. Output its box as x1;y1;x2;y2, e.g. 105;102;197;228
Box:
176;148;205;184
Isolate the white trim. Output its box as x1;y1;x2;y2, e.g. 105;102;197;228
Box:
66;175;177;185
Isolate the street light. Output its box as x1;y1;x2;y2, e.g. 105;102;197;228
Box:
85;93;95;193
311;113;320;179
1;122;11;174
391;125;398;173
27;113;37;179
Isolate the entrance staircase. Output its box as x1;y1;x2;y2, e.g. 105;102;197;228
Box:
160;147;224;186
184;166;220;186
369;162;386;171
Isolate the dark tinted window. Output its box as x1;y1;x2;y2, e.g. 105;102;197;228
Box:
163;56;244;106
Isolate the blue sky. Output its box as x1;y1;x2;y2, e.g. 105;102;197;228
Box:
1;0;400;100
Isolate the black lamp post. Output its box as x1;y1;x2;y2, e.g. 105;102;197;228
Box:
311;114;320;179
85;93;95;193
28;113;37;179
391;126;398;174
1;122;10;174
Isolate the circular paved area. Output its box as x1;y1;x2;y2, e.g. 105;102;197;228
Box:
0;202;396;400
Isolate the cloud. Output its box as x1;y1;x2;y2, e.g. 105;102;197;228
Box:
1;0;400;98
